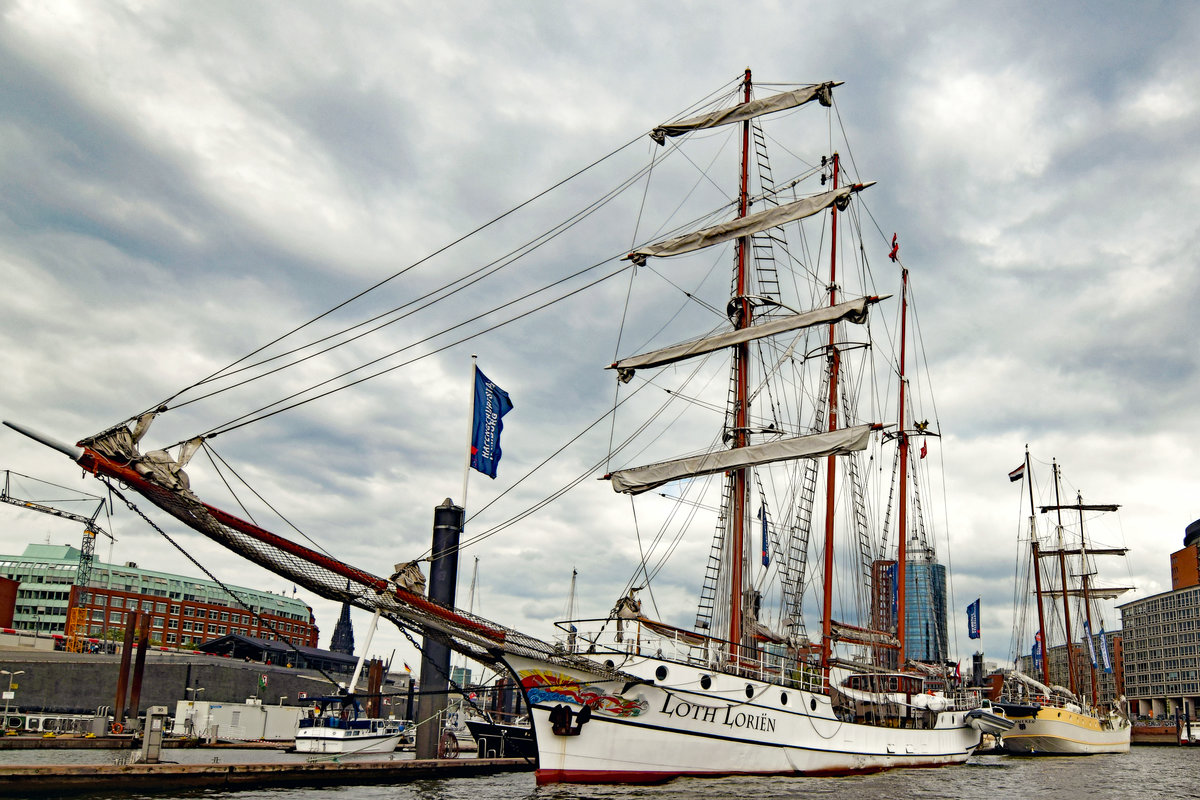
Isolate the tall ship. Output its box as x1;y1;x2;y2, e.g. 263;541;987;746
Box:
4;71;1004;783
997;449;1132;754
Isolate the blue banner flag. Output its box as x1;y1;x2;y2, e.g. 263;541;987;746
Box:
967;598;981;639
1033;632;1043;671
470;368;513;479
758;506;769;567
1099;627;1113;674
1083;620;1098;668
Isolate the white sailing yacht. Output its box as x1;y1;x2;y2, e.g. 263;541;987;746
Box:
295;610;405;754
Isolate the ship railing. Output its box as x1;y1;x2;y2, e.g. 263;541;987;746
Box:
997;689;1085;712
942;688;988;711
552;617;698;662
4;711;98;735
551;618;824;692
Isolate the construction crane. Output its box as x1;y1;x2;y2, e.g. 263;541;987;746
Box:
0;470;114;651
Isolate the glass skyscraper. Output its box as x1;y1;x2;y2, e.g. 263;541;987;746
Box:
871;557;948;666
905;559;948;663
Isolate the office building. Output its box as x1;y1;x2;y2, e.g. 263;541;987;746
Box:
0;543;317;649
1118;518;1200;719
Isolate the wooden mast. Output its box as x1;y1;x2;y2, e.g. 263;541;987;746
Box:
895;267;910;667
1076;491;1101;707
1027;447;1052;686
729;68;753;660
819;151;841;678
1051;460;1079;696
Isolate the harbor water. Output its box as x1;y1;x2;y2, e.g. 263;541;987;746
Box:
1;748;1196;800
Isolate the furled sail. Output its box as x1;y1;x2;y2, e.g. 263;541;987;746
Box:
830;620;900;648
1059;586;1135;599
609;423;873;495
1037;547;1129;557
651;82;840;144
627;183;871;265
1039;504;1121;513
1005;670;1079;703
609;296;882;378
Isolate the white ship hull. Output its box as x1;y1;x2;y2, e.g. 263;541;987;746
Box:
294;722;403;754
1000;708;1131;755
507;653;982;784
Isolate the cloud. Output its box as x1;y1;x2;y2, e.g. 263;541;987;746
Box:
2;0;1199;678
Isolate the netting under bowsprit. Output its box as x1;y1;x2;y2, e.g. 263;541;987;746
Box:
75;427;579;669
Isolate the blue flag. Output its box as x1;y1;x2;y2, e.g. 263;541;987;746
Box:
470;368;513;479
967;598;981;639
1033;632;1043;671
1099;627;1113;674
758;506;769;567
1083;620;1098;668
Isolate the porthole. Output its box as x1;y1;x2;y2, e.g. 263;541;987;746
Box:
655;665;668;681
810;698;817;711
780;692;788;706
745;684;755;699
700;675;712;690
604;659;615;669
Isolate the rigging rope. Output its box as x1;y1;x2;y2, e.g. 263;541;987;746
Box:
173;149;665;416
147;132;652;418
99;475;348;692
196;261;633;441
144;82;762;446
202;444;338;561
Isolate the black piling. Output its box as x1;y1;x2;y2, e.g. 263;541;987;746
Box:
415;498;463;760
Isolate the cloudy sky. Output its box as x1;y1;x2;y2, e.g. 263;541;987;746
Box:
2;1;1198;681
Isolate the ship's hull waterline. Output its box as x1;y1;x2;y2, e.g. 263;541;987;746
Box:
1000;708;1131;755
506;654;983;784
294;728;403;754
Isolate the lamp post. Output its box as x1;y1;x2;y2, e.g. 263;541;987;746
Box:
183;686;204;737
1;670;25;730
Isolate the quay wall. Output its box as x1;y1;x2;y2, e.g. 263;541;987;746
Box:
0;757;531;795
0;650;365;717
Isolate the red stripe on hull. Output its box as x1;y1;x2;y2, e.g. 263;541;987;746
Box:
536;768;798;785
535;760;956;785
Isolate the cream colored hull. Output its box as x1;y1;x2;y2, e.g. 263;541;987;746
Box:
1001;708;1131;755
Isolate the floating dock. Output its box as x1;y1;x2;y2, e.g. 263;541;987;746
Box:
0;756;532;795
0;734;281;750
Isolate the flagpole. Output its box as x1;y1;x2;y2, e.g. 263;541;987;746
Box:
461;355;478;514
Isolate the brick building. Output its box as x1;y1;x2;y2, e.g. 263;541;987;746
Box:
0;543;317;649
